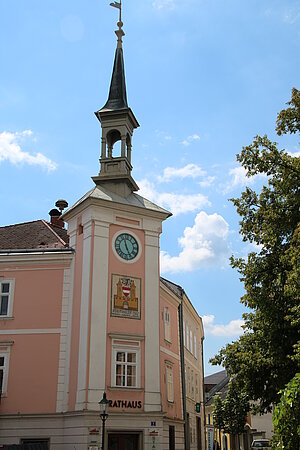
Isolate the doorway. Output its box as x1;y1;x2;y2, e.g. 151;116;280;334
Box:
108;433;140;450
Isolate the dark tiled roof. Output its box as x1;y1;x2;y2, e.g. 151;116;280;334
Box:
98;47;128;112
0;220;69;250
206;375;230;405
204;369;227;385
160;276;183;299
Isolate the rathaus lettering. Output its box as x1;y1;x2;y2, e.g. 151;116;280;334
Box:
109;400;142;409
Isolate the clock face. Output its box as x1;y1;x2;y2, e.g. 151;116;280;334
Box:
114;233;139;261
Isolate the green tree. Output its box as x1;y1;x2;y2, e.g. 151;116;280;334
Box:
213;394;225;431
213;381;249;449
210;88;300;413
272;373;300;449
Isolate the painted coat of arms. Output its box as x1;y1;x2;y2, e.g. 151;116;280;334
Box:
111;274;141;319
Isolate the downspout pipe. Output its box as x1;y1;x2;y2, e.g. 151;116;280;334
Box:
201;336;206;450
178;295;188;450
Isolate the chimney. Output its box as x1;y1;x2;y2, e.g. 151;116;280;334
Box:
49;199;68;229
49;208;64;228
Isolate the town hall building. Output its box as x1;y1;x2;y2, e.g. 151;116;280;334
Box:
0;6;205;450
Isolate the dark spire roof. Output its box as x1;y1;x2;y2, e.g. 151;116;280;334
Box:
99;45;128;112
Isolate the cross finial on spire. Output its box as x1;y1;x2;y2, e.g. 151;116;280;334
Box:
110;0;124;48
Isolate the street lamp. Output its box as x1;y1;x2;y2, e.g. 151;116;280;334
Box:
99;392;109;450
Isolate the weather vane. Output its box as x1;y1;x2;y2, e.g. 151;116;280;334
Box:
110;1;125;48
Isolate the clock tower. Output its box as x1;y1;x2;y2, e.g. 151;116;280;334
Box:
62;6;171;449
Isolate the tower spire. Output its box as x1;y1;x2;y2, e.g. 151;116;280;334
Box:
93;1;139;198
100;0;127;112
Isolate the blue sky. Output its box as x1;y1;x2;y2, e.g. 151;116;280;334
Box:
0;0;299;375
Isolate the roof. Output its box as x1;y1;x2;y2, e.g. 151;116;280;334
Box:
204;370;229;405
0;220;69;250
204;369;227;386
63;185;171;219
97;46;128;112
160;277;183;299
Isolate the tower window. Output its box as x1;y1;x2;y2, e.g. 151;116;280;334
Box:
111;341;141;389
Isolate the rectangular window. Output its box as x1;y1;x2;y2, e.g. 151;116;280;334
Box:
0;280;14;318
111;340;140;389
186;324;189;351
166;366;174;402
115;351;137;387
190;329;193;354
0;356;4;396
164;307;171;342
0;346;11;397
183;321;186;346
169;425;175;450
191;370;194;398
194;334;197;358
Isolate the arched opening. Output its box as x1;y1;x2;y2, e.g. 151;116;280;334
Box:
106;129;121;158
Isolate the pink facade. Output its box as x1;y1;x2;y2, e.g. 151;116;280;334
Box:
159;288;183;421
0;259;70;415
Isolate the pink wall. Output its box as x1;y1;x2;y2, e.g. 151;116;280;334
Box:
159;291;182;420
0;334;60;413
0;263;68;413
0;266;65;330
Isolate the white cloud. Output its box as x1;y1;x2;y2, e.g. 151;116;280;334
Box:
0;130;57;171
138;179;210;216
226;166;266;192
182;134;200;147
152;0;176;10
159;163;206;182
198;176;215;188
287;150;300;158
160;211;230;273
202;315;244;337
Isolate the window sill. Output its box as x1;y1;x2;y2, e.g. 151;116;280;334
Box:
108;386;143;391
0;316;14;321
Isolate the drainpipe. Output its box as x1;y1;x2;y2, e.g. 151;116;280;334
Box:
201;336;206;450
178;296;188;450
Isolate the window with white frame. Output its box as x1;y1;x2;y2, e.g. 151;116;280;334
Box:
195;374;199;402
166;366;174;402
183;321;186;346
186;323;189;351
112;342;140;388
191;370;194;398
0;346;11;397
0;280;14;318
194;334;197;358
190;329;193;354
164;307;171;342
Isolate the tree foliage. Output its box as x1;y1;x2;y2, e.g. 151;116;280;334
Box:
210;88;300;413
213;381;249;436
272;373;300;449
213;394;225;431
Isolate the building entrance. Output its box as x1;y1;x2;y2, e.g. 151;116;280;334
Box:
108;433;139;450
